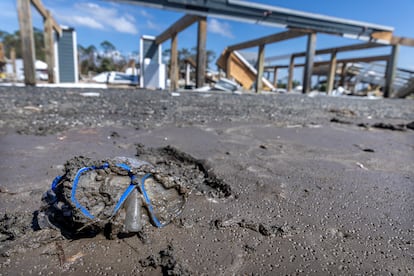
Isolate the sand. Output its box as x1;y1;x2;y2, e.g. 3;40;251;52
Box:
0;87;413;275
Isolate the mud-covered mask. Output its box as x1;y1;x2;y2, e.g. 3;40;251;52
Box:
38;157;187;238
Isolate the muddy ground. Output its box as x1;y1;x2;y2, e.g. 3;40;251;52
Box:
0;86;413;275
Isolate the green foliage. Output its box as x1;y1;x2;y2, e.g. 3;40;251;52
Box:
100;40;115;53
98;58;115;73
277;80;286;89
277;80;301;89
78;41;128;74
0;28;45;61
78;44;99;74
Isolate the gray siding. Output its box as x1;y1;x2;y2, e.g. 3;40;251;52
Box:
58;29;75;83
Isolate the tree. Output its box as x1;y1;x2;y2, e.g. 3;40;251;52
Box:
205;50;216;68
78;44;98;74
100;40;116;54
0;28;45;61
98;57;115;73
163;47;216;70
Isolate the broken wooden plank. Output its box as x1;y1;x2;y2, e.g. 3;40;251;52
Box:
217;50;274;91
371;31;393;42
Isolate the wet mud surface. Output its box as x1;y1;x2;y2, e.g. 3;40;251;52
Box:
0;87;413;275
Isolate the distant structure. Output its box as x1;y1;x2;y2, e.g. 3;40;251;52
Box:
17;0;78;85
112;0;414;97
139;36;166;89
56;27;78;83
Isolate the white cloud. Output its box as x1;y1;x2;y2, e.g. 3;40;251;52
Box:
63;15;104;30
146;20;162;31
113;16;137;34
139;9;153;19
208;18;234;38
54;2;138;35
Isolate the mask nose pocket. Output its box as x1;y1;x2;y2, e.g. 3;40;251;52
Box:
141;175;186;227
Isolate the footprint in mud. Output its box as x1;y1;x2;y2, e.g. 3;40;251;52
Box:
135;145;232;199
140;244;191;275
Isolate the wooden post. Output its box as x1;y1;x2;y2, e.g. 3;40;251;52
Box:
303;33;317;94
340;62;347;87
11;48;16;82
0;43;4;63
170;32;178;91
327;51;337;94
384;45;400;98
43;10;55;83
256;44;265;93
226;51;232;79
185;62;191;86
196;17;207;88
17;0;36;85
273;67;278;87
287;55;295;91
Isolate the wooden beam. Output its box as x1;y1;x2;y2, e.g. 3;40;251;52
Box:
170;33;178;91
43;10;55;83
303;33;317;94
155;14;201;45
227;30;309;52
256;44;265;93
292;42;387;58
30;0;62;35
196;17;207;88
266;55;391;70
371;31;393;42
18;0;36;85
390;36;414;47
287;55;295;91
384;45;399;98
327;51;337;94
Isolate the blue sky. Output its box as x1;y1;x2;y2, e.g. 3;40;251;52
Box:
1;0;414;72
